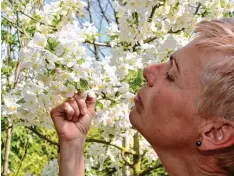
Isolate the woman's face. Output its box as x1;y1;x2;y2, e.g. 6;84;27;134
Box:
130;40;207;150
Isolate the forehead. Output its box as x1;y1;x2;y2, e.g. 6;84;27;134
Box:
174;40;203;74
172;40;204;90
175;38;229;67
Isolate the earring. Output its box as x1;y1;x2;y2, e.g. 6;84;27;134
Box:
196;141;201;147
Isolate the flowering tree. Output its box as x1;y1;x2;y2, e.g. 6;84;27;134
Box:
1;0;233;175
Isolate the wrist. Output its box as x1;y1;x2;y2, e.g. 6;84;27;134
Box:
59;134;86;144
59;138;85;176
59;138;86;150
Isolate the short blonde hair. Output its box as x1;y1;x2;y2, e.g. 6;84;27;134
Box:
195;18;234;175
195;18;234;53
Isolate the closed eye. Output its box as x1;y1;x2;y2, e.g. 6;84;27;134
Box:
166;72;174;82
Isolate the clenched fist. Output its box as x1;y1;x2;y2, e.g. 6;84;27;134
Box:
50;92;96;142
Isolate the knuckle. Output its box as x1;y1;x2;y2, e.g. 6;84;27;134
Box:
68;107;75;114
74;110;80;117
67;97;75;103
64;103;74;114
64;102;70;108
78;99;86;107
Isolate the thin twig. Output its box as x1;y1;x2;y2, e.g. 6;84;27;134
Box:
168;28;185;34
84;40;111;47
86;138;136;155
13;59;22;88
97;0;111;24
25;126;59;146
194;2;201;15
99;48;106;58
19;10;55;28
148;3;163;22
25;126;136;155
16;11;21;49
121;149;135;168
1;126;13;131
139;161;163;176
144;36;158;44
87;0;100;60
107;0;119;24
1;14;30;38
13;138;29;176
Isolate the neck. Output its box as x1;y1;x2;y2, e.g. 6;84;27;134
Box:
152;146;227;176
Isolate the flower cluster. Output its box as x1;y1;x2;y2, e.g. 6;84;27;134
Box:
2;0;233;174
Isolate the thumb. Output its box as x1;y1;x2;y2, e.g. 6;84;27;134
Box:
86;91;96;116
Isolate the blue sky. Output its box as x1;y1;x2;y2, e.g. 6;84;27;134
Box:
44;0;115;60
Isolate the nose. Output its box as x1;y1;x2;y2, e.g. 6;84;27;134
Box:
143;64;161;87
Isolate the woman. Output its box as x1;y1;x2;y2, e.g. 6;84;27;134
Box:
50;18;234;176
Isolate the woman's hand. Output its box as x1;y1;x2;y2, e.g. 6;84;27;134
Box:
50;92;96;142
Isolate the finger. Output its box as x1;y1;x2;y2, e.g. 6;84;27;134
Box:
74;94;87;116
63;102;75;121
50;103;64;118
86;91;96;116
66;97;80;122
50;102;73;119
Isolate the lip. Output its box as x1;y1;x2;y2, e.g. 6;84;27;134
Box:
134;93;143;105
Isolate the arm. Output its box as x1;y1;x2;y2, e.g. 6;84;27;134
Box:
50;93;96;176
59;139;85;176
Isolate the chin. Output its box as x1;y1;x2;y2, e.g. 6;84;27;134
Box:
129;107;142;132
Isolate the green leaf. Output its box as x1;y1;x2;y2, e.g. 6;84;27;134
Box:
16;98;26;104
135;68;144;86
52;14;62;26
220;0;226;8
1;18;10;27
96;101;104;109
129;68;145;92
45;37;60;53
1;66;12;73
80;78;89;91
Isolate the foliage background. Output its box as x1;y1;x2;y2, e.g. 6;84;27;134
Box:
1;0;233;175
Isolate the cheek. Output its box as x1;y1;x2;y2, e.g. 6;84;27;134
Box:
147;86;190;129
149;87;175;115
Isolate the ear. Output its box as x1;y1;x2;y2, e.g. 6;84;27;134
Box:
198;122;234;151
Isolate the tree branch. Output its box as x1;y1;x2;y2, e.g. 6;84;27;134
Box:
16;11;22;49
144;27;184;44
25;126;59;146
148;3;163;22
86;138;136;168
93;45;100;60
25;126;136;155
13;138;29;176
19;10;55;28
168;28;185;34
87;0;100;61
139;160;163;176
133;133;141;175
144;36;158;44
194;2;201;15
84;40;111;47
1;125;13;131
121;150;134;168
97;0;111;24
3;119;13;176
13;59;22;88
107;0;119;24
1;14;30;38
86;138;136;155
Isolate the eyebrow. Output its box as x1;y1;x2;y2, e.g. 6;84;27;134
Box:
170;55;180;73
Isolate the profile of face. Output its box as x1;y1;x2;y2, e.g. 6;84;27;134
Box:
129;39;213;151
